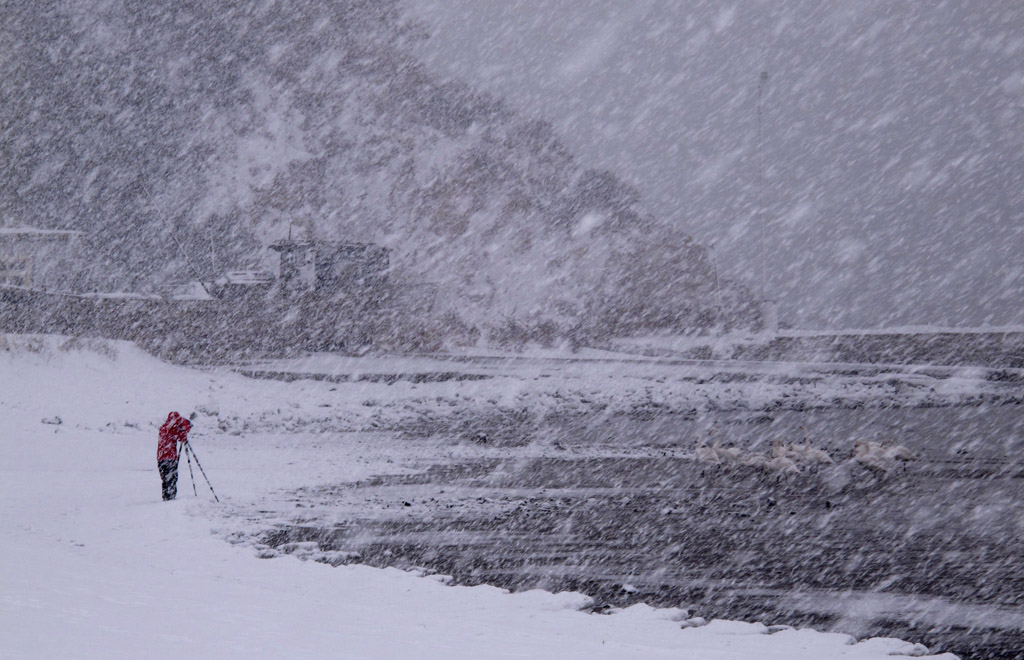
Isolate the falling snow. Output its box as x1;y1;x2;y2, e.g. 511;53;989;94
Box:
3;2;1023;659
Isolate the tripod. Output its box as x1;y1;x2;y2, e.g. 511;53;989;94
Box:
180;441;220;502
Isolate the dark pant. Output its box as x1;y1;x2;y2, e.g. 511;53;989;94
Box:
158;459;179;501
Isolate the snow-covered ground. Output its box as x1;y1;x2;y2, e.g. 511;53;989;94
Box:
0;334;971;659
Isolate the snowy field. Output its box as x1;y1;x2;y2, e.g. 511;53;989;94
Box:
5;333;1012;659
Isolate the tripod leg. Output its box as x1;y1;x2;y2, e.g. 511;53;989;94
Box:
185;443;220;503
183;444;197;496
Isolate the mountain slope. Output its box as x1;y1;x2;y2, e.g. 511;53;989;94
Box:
2;1;758;344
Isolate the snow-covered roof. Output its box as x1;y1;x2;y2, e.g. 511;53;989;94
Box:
268;239;382;252
776;325;1024;337
0;226;82;238
220;270;274;285
163;281;215;300
78;291;162;300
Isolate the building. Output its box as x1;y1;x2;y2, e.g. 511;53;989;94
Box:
0;227;82;290
209;270;275;302
268;240;389;296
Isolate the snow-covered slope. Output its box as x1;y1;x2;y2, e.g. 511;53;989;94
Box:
3;2;755;341
1;335;956;659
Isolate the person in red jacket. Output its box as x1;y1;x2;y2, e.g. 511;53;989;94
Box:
157;411;192;500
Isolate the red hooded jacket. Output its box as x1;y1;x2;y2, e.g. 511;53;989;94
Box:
158;412;191;461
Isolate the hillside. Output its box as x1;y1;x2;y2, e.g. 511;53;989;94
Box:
2;1;758;346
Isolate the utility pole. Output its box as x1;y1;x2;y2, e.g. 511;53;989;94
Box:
145;184;212;298
757;70;769;303
710;241;723;313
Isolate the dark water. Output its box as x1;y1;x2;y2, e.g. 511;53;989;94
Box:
263;404;1024;659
